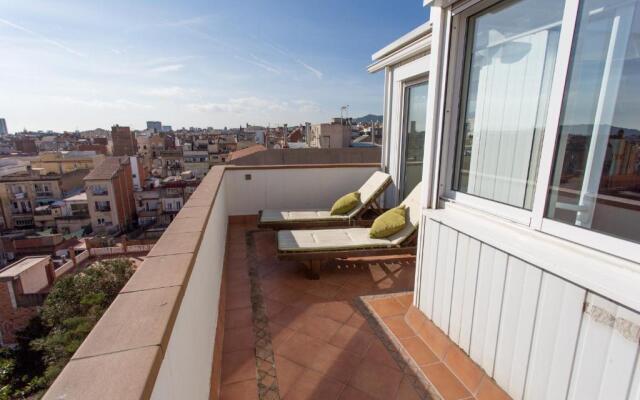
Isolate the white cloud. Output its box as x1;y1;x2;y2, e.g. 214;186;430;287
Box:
188;96;288;114
51;96;151;110
0;17;85;57
149;63;184;73
295;60;323;79
145;86;191;98
293;100;320;113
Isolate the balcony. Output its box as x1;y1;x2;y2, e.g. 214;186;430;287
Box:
44;163;431;399
35;191;53;198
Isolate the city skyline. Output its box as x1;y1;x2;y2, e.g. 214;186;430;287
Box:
0;0;427;132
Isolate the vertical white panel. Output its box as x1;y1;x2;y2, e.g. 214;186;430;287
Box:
419;220;441;318
432;226;459;332
567;294;640;400
524;273;585;400
449;234;481;353
493;258;542;399
628;353;640;400
470;244;508;373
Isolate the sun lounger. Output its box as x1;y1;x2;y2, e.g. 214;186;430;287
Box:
277;183;422;279
258;171;392;230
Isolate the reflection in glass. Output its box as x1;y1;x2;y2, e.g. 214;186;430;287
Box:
402;82;428;199
454;0;565;209
546;0;640;243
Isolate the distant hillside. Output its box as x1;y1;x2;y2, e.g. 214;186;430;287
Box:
353;114;383;124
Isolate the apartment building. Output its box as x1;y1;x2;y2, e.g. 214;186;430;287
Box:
0;168;86;230
84;157;136;235
31;151;105;175
111;125;137;156
183;148;209;178
159;149;184;177
309;119;352;148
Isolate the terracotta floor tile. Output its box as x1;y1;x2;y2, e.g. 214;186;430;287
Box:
349;360;404;400
339;386;377;400
265;286;305;304
404;306;427;332
264;298;287;319
223;326;255;353
225;307;253;330
444;345;484;393
274;355;306;397
270;321;297;352
221;350;256;384
329;324;374;357
400;336;439;366
383;316;416;339
276;332;325;369
368;297;406;318
416;318;452;359
476;377;511;400
363;341;400;371
225;292;252;311
345;312;373;334
298;314;342;342
271;305;308;331
421;363;471;400
309;343;362;384
304;281;341;300
395;375;423;400
395;293;414;309
318;301;356;324
284;368;346;400
220;379;258;400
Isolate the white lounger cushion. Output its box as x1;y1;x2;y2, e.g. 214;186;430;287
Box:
278;228;393;252
278;182;422;253
260;171;391;224
260;210;348;223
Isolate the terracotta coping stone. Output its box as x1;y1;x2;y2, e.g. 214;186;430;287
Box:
45;347;162;400
121;253;194;292
72;286;182;359
224;163;381;170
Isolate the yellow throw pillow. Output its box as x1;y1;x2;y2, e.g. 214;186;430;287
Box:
330;192;361;215
369;206;406;238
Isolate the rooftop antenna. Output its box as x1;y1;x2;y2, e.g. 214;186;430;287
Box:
340;105;350;125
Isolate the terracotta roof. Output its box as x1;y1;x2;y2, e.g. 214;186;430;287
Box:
227;144;267;161
84;157;128;181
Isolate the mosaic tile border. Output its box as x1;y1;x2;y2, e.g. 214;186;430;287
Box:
246;230;281;400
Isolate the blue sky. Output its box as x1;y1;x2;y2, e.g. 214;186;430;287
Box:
0;0;428;132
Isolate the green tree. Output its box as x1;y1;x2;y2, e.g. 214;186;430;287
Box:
0;258;134;399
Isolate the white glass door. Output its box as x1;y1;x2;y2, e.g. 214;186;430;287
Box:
400;81;428;199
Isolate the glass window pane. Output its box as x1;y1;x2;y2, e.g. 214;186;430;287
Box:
454;0;566;209
546;0;640;243
402;81;428;199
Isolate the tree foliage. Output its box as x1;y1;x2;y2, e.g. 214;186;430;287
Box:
0;258;134;399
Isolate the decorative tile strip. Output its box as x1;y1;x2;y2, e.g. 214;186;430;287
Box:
585;302;640;343
355;293;435;400
246;230;281;400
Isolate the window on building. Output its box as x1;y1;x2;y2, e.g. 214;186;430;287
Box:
453;0;566;209
545;0;640;243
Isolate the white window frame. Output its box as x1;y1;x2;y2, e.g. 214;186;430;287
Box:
438;0;640;263
389;56;430;204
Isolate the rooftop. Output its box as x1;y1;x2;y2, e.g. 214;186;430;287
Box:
0;255;50;280
84;157;128;181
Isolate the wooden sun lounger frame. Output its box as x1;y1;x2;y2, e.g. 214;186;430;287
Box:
257;176;391;230
277;230;418;280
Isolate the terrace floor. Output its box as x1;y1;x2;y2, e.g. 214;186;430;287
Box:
218;219;425;400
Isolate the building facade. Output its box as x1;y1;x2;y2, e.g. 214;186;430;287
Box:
111;125;137;157
309;121;351;149
84;157;136;234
